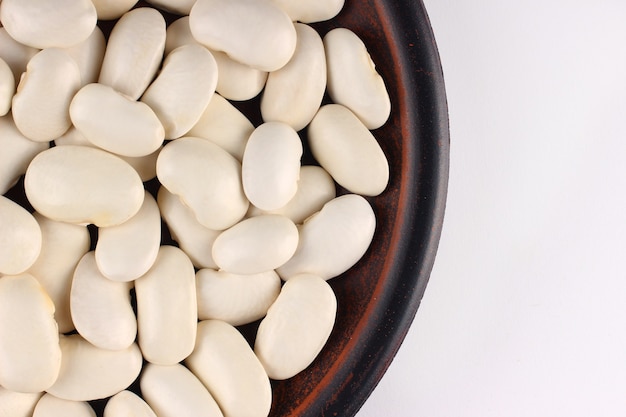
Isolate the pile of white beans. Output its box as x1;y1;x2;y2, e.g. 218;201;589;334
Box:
0;0;392;416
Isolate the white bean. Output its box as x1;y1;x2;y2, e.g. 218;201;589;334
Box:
0;113;48;195
0;58;14;116
0;28;39;84
157;137;249;231
104;391;157;417
196;269;281;325
261;23;326;131
164;16;196;55
25;145;145;227
0;0;97;49
276;194;376;280
324;28;391;129
248;165;337;224
270;0;345;23
95;191;161;282
190;0;297;72
255;274;337;380
118;148;161;182
157;187;220;270
186;320;272;417
63;26;106;86
53;126;92;147
27;213;91;334
212;49;269;101
212;214;299;275
11;48;81;142
242;122;302;211
33;394;95;417
0;387;42;417
135;246;197;365
141;44;217;139
0;196;42;275
141;363;224;417
145;0;195;15
47;335;143;402
308;104;389;196
98;7;166;100
0;274;61;392
187;93;255;161
71;83;165;157
70;252;136;351
91;0;138;21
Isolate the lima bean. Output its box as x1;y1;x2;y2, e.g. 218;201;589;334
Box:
277;194;376;280
0;387;42;417
261;23;326;132
0;113;48;195
324;27;391;129
0;0;97;49
70;252;136;351
90;0;139;21
270;0;345;23
157;137;249;231
242;122;302;211
0;274;61;393
95;191;161;282
32;394;96;417
47;335;143;402
141;44;217;139
255;274;337;380
70;83;165;157
157;187;221;270
25;145;145;227
212;214;299;275
103;390;157;417
0;58;14;116
186;320;272;417
141;363;224;417
0;196;42;275
11;48;81;142
196;269;281;325
63;26;106;86
0;28;38;84
135;246;197;365
28;213;91;334
247;165;336;224
308;104;389;196
98;7;166;100
187;93;255;161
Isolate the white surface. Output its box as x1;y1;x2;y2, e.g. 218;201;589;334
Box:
359;1;626;416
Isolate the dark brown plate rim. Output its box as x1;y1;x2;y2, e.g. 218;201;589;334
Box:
270;0;450;415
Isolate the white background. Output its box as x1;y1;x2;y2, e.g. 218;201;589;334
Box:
359;1;626;416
